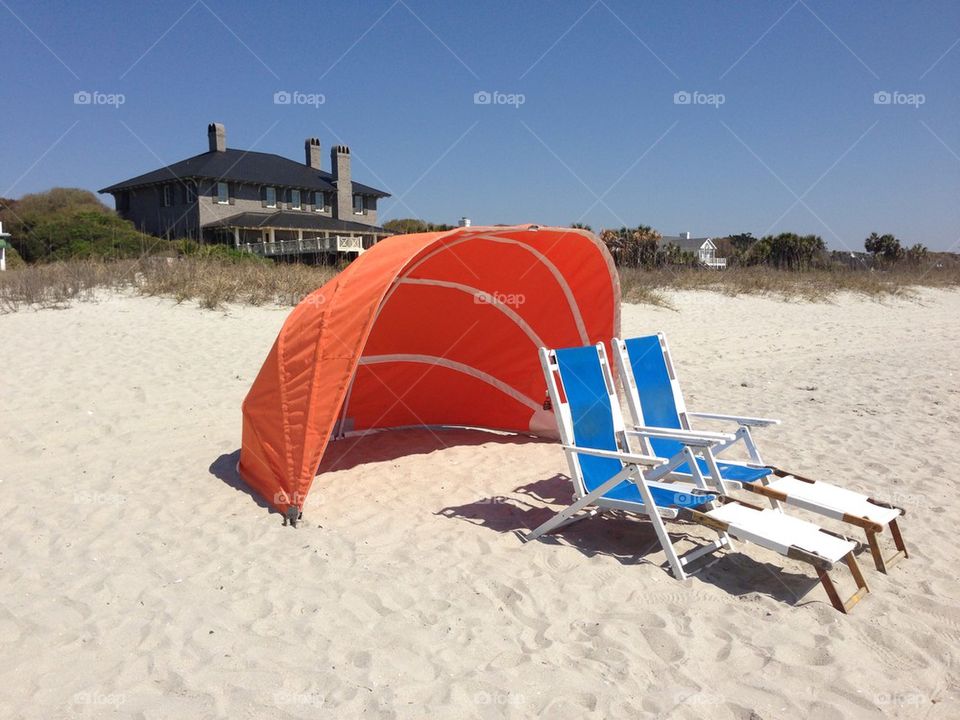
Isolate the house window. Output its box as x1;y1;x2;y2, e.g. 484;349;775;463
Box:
315;191;327;212
265;186;276;208
186;182;196;203
117;191;130;212
162;185;174;207
217;181;229;204
353;194;364;214
290;189;301;210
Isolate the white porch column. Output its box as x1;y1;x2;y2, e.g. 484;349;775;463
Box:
233;227;240;248
0;221;7;271
0;247;5;272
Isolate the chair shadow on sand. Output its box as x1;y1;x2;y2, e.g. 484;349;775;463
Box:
438;473;827;609
212;430;825;609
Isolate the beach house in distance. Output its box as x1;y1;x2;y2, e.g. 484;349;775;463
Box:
99;123;391;259
660;232;727;269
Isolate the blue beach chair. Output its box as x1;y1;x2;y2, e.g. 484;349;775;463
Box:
614;334;907;573
525;342;868;613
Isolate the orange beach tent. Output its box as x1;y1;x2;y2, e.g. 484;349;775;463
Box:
239;224;620;520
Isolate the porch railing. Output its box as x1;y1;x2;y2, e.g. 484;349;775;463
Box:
241;235;365;257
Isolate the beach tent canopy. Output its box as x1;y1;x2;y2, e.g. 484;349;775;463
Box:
239;224;620;517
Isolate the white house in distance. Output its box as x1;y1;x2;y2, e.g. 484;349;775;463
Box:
659;231;726;269
0;221;11;271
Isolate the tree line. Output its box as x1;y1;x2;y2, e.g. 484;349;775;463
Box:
0;192;942;273
570;225;933;271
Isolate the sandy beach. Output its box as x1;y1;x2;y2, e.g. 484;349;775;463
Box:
2;288;958;719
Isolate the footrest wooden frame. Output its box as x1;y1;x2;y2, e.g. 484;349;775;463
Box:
750;467;909;575
817;552;870;614
866;518;908;574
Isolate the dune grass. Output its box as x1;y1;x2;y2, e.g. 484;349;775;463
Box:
618;264;960;307
1;255;958;314
0;257;335;312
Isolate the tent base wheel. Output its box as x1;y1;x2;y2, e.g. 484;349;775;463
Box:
284;507;303;527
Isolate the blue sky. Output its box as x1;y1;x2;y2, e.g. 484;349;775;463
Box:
1;0;958;250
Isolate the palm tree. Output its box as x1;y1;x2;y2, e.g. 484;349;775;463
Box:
864;233;904;264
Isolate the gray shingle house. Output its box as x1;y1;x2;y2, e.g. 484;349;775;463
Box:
659;232;726;269
99;123;391;257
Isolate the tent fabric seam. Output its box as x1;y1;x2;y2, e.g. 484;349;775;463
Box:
358;354;541;411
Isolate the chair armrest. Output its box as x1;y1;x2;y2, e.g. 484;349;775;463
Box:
688;412;780;427
628;425;735;447
560;445;664;467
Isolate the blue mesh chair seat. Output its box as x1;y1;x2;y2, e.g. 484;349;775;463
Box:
600;480;714;508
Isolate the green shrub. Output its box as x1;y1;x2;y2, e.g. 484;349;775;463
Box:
382;218;455;234
2;187;166;262
176;239;267;263
2;243;25;270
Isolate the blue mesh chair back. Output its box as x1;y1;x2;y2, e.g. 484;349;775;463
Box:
623;335;685;459
623;336;771;484
553;346;622;494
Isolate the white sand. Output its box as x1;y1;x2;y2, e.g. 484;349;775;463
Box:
1;289;958;719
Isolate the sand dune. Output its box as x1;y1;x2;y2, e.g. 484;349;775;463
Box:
1;289;958;718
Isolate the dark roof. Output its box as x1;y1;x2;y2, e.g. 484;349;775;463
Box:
99;149;389;197
659;235;713;252
204;211;390;235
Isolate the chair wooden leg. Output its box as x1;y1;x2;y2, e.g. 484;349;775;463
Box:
818;568;844;612
845;552;869;597
866;530;886;573
865;520;908;574
889;518;908;563
818;552;869;613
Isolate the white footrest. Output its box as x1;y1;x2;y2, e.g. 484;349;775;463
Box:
768;476;901;525
707;502;856;564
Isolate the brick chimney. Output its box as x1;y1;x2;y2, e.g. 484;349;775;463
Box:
208;122;226;152
305;137;322;170
331;145;352;219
